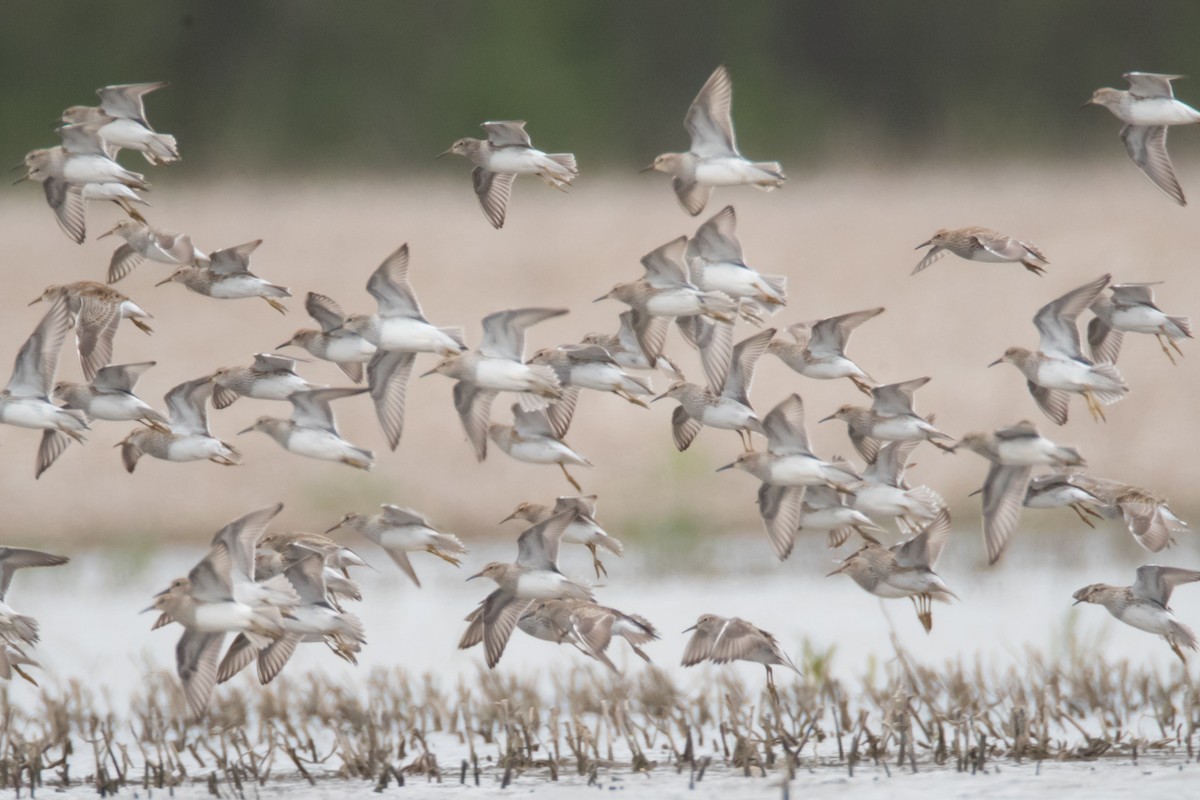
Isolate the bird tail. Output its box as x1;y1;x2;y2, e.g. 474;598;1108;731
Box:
619;373;654;396
759;274;788;306
698;291;737;321
1168;315;1193;340
142;133;180;164
438;326;467;350
263;283;292;298
545;153;578;179
1170;619;1198;651
1088;363;1129;404
751;162;786;186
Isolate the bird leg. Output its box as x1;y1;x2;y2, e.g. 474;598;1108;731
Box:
263;297;288;315
12;665;37;686
560;464;583;492
426;547;461;567
1070;503;1096;528
587;543;608;580
616;389;650;409
765;665;780;706
849;376;875;396
737;302;765;326
1169;639;1188;665
1155;332;1180;364
1021;260;1047;276
1082;389;1106;423
1168;335;1186;358
130;318;154;334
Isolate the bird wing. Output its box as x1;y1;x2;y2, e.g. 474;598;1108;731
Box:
808;307;885;357
639;236;689;288
165;377;214;435
0;548;68;602
481;120;532;148
1086;315;1124;365
108;244;144;284
1124;72;1181;99
981;464;1032;564
188;545;235;602
57;122;109;156
289;387;365;432
671;406;705;451
762;393;811;455
685;65;738;158
42;178;86;244
210;504;284;585
282;550;330;605
305;292;348;332
511;403;557;438
516;510;577;570
250;353;297;374
368;350;415;451
1034;274;1111;359
208;239;261;275
176;629;225;719
894;507;952;568
365;243;427;319
1118;499;1177;553
709;618;774;664
758;484;803;561
481;591;531;668
911;245;946;274
1132;565;1200;606
36;429;72;479
677;316;733;394
1026;381;1070;426
472;168;515;229
97;81;167;126
479;307;567;361
722;327;774;404
93;360;154;393
871;377;930;416
380;504;433;527
76;295;122;382
687;205;743;263
1109;283;1160;306
680;622;721;666
1120;125;1185;206
6;295;71;397
453;382;498;461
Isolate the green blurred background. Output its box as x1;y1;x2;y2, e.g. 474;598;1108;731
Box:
6;0;1200;176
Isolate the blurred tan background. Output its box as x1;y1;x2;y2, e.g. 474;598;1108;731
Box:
3;161;1200;557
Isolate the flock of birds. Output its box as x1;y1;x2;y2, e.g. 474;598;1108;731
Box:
3;67;1200;716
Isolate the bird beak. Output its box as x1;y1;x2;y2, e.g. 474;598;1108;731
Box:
466;571;483;581
681;624;697;633
650;392;668;403
419;367;439;378
826;562;851;576
139;604;157;614
237;425;255;435
914;240;931;249
435;149;452;159
275;340;294;350
1072;597;1084;605
324;522;343;534
818;413;835;423
1081;99;1095;109
639;164;656;173
27;296;42;306
715;462;736;472
499;512;519;524
11;173;29;185
593;292;611;303
987;357;1004;367
96;225;118;239
154;276;173;287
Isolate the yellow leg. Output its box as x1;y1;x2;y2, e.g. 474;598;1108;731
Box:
850;376;875;396
560;464;582;492
264;297;288;315
12;665;37;686
131;318;154;334
426;547;461;566
587;543;607;580
1071;504;1096;528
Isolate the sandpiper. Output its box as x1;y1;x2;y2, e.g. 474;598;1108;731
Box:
820;377;954;463
800;484;886;549
1061;474;1188;552
991;274;1128;424
645;65;785;215
278;293;378;383
423;307;567;460
99;219;205;284
120;377;240;472
852;441;944;534
681;615;799;696
653;327;774;451
255;532;367;611
580;311;684;380
441;121;577;229
353;244;466;356
0;297;89;478
955;421;1085;564
1074;566;1200;662
528;344;652;436
156;239;290;313
1087;282;1191;365
768;307;884;394
717;393;861;560
211;353;320;409
686;205;786;320
60;82;179;165
22;123;149;190
1023;472;1108;527
913;227;1048;275
502;495;623;578
240;388;374;470
327;505;467;587
16;164;146;244
31;281;152;381
1086;73;1200;205
828;508;957;632
55;361;168;429
459;510;590;668
489;404;592;490
595;237;736;368
518;599;657;671
207;504;300;612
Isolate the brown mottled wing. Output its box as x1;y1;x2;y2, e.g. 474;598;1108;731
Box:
1086;313;1124;365
480;591;531;668
545;387;579;439
472;168;515;229
482;121;532;148
256;634;300;684
673;177;712;217
42;178;86;244
708;618;768;664
758;484;803;561
76;296;121;381
911;245;946;274
681;625;718;667
305;292;348;332
1118;499;1175;553
35;430;72;479
1132;565;1200;606
1034;274;1111;359
671;406;704;451
1026;381;1070;426
453;382;497;461
216;633;256;683
630;310;671;367
176;629;225;718
368;350;415;451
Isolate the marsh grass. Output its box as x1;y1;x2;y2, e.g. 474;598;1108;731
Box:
0;639;1198;795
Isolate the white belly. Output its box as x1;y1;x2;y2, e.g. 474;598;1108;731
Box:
99;118;157;150
514;571;576;599
193;603;257;633
995;437;1058;466
473;358;540;391
288;429;357;461
206;276;272;299
768;456;830;486
1120;603;1174;636
697;263;763;299
853;486;909;517
166;435;226;462
800;509;856;530
378;526;437;551
1035;358;1090;391
871;416;926;441
1109;306;1171;334
86;394;150;421
378;317;457;353
695;158;763;186
699;401;756;431
0;399;65;431
1124;98;1200;126
508;438;580;465
62;156;129;184
246;374;310;400
81;183;142;202
569;363;625;392
324;333;376;363
644;290;704;317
